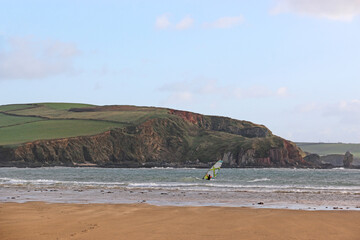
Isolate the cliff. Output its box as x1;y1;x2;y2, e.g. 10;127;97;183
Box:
0;103;309;168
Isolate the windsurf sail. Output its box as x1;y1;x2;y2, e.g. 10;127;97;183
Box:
203;160;223;180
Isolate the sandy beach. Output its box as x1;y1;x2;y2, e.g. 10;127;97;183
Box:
1;202;359;240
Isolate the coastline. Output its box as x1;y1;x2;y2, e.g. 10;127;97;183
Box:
2;186;360;211
1;167;359;211
1;202;359;240
0;188;360;212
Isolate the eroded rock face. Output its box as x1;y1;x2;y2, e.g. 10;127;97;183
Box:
343;151;354;168
168;109;204;125
0;113;307;168
320;154;345;167
169;109;271;138
221;140;306;168
302;151;358;168
304;154;321;165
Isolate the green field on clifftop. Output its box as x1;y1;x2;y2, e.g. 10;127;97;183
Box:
0;103;305;168
0;103;279;154
0;103;172;146
296;142;360;157
0;113;43;128
0;120;124;146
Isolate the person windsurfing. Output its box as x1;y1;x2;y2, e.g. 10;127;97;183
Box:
203;160;223;180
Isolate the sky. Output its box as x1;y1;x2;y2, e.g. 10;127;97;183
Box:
1;0;360;143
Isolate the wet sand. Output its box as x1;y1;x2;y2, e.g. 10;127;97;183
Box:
1;202;359;240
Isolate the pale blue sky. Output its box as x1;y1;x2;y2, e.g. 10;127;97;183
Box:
1;0;360;143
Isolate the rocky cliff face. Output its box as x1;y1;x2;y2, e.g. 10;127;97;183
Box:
221;138;306;167
169;109;271;138
0;109;308;168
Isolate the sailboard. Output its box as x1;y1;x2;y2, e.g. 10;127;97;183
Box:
203;160;223;180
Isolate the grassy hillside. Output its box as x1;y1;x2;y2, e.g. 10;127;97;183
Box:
0;104;38;112
3;103;169;124
296;142;360;157
0;102;274;148
0;103;160;146
0;113;43;128
0;103;307;168
0;120;125;146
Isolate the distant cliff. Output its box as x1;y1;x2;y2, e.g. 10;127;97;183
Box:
304;152;360;168
0;104;309;168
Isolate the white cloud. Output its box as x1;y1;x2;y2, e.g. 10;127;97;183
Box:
159;80;193;105
0;36;80;80
175;16;194;30
298;102;322;113
172;91;193;102
160;78;289;106
294;99;360;142
198;79;218;94
159;81;189;92
271;0;360;22
298;99;360;125
161;91;194;105
232;86;289;99
316;99;360;117
155;13;171;29
155;14;193;30
337;99;360;112
155;14;244;31
205;16;244;28
324;99;360;123
276;87;289;97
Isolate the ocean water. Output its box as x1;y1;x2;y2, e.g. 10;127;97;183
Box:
0;167;359;210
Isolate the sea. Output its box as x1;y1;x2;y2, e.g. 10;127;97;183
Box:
0;167;359;210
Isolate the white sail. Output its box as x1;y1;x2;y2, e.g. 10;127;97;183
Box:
203;160;223;180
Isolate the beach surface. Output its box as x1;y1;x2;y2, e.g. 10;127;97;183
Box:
1;202;359;240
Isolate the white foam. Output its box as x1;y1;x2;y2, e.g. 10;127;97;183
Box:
247;178;271;183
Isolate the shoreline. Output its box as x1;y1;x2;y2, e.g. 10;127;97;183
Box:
1;165;360;169
2;167;359;212
2;187;359;211
1;202;359;240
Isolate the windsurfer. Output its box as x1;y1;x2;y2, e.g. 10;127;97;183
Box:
203;160;222;180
